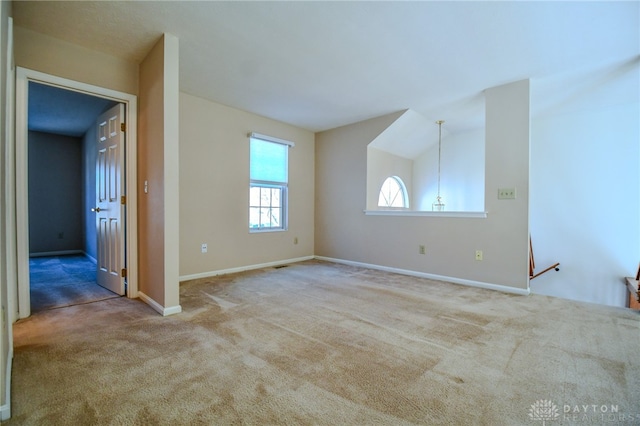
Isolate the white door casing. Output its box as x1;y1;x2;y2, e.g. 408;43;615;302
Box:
95;104;125;295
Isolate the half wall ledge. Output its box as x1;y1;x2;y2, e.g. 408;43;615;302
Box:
364;210;488;218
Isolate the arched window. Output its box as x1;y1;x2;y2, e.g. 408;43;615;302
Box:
378;176;409;208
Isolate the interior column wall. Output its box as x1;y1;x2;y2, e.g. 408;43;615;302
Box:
138;33;180;314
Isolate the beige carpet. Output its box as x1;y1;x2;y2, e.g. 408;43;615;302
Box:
5;260;640;425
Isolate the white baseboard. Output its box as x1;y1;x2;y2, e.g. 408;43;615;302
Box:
179;255;315;282
315;256;531;296
0;403;9;421
177;254;529;296
138;291;182;316
29;250;84;258
1;348;13;421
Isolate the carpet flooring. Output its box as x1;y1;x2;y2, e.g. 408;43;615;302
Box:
6;260;640;425
29;255;120;313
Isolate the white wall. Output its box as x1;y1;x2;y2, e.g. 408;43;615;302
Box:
530;61;639;307
413;128;485;212
179;93;315;279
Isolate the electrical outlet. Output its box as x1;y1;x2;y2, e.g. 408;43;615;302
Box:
201;243;208;253
475;250;483;261
419;245;426;255
498;188;516;199
294;237;298;245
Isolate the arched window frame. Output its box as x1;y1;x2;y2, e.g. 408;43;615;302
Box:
377;176;409;209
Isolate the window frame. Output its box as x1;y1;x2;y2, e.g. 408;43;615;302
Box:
249;181;288;232
377;176;409;209
248;133;293;233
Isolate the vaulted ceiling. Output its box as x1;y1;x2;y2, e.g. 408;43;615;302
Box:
13;1;639;139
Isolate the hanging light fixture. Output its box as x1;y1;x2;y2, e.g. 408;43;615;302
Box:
432;120;445;211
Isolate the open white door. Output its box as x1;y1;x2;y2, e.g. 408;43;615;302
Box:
94;103;126;295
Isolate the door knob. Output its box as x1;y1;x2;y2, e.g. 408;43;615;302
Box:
91;207;101;212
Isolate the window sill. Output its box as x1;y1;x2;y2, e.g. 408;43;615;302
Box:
364;210;488;218
249;228;288;234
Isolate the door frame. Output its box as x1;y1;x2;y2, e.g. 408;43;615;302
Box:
14;67;138;319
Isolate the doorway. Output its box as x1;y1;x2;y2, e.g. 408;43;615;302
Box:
26;82;121;313
14;68;139;320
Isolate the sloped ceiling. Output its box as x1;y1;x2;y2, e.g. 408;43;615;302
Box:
369;109;439;159
13;1;639;137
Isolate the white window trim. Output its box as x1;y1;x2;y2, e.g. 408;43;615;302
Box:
248;132;295;147
248;132;292;232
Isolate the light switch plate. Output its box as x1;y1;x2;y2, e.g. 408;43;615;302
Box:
498;188;516;199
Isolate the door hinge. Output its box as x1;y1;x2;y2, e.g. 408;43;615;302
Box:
121;195;126;205
121;268;127;278
121;123;126;132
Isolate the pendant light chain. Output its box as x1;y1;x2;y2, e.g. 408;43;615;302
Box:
437;120;443;200
433;120;445;211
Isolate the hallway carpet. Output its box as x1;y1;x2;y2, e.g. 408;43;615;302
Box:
29;255;119;313
6;260;640;425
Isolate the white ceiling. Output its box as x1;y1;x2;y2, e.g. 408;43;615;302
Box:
12;1;639;137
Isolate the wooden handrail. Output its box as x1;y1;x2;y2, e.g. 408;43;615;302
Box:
529;236;560;279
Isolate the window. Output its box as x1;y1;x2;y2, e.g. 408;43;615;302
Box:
249;185;284;230
249;133;293;231
378;176;408;208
